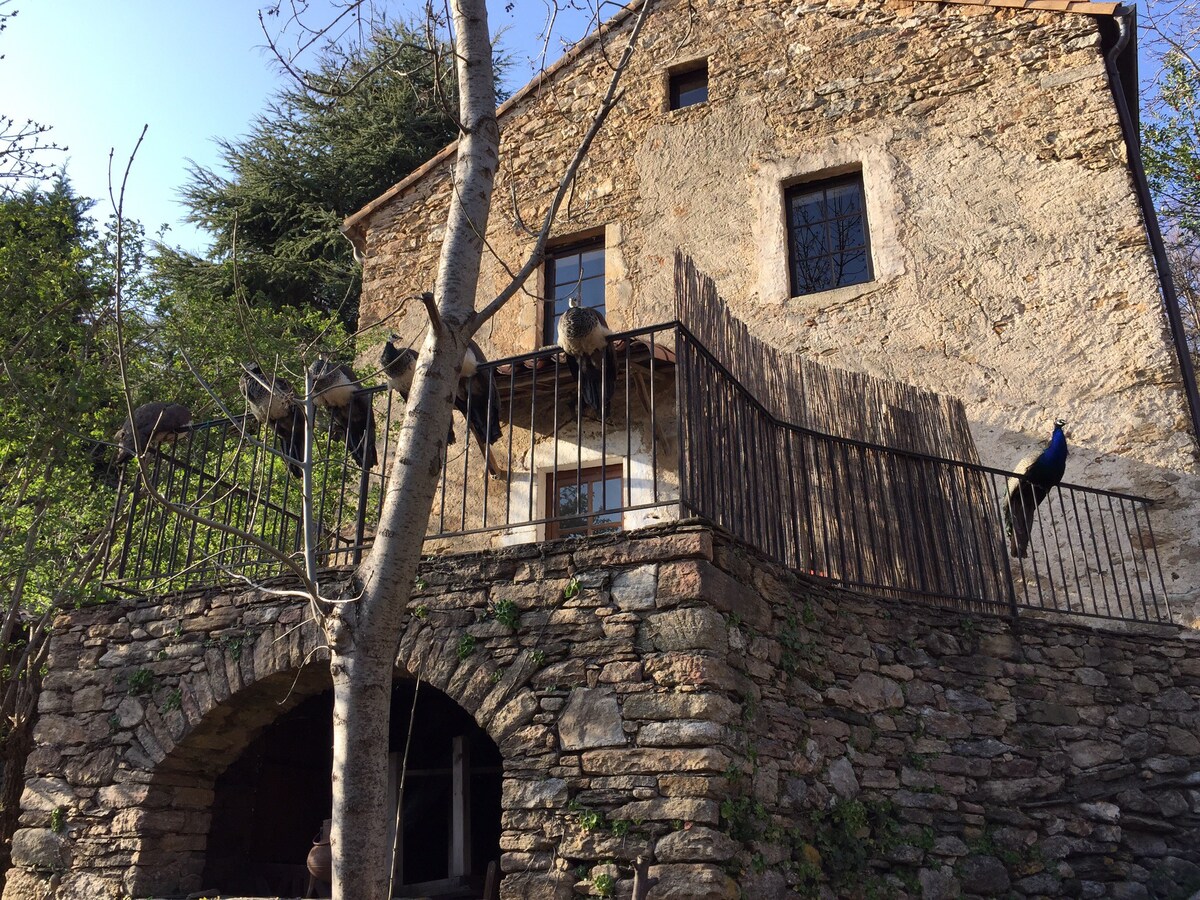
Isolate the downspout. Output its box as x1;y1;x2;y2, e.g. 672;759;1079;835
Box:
1104;7;1200;445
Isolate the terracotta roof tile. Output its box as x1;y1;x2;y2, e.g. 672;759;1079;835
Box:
912;0;1122;16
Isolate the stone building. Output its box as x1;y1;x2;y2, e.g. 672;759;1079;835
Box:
346;0;1200;617
7;0;1200;898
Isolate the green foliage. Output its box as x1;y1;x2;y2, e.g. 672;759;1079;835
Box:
49;806;65;834
527;648;546;667
577;808;604;832
591;872;616;897
1146;52;1200;239
162;688;183;712
1144;50;1200;363
720;796;766;842
779;613;816;675
488;598;520;630
609;818;631;838
563;577;581;600
456;634;476;660
127;669;155;695
412;604;429;620
804;799;901;892
157;22;459;332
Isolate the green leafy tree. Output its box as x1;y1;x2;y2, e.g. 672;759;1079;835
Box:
0;180;121;870
1144;49;1200;364
155;21;460;332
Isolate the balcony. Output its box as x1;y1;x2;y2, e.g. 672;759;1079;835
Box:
99;321;1169;625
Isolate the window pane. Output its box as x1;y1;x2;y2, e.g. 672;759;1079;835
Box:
579;280;605;312
785;175;872;297
833;249;869;287
834;217;866;251
789;193;826;227
793;254;832;295
791;222;827;259
825;181;863;217
546;240;605;344
670;64;709;110
579;249;604;279
554;255;581;284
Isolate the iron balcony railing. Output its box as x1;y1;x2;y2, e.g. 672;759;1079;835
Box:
100;322;1170;624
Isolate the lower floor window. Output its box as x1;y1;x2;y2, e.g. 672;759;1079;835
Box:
546;464;623;539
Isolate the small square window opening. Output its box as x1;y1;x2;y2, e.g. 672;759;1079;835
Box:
785;174;873;297
545;238;605;345
669;63;708;111
546;464;623;539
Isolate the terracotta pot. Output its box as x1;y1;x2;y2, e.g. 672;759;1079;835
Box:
307;818;333;884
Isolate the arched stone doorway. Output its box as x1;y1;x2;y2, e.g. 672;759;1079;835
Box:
200;676;502;898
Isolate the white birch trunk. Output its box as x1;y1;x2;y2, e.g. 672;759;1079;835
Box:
326;0;499;895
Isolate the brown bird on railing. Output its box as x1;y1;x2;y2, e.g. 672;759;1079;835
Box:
308;358;378;470
239;362;304;477
558;293;615;420
114;401;193;464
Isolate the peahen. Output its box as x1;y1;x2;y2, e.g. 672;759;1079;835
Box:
114;401;193;464
557;294;615;421
308;359;378;470
381;336;502;452
1003;418;1068;559
239;363;304;477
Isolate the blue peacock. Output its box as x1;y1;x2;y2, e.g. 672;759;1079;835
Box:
1004;418;1068;558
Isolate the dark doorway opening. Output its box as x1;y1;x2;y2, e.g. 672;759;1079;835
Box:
202;677;502;898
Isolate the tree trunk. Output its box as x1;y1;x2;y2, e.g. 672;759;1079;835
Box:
327;0;499;895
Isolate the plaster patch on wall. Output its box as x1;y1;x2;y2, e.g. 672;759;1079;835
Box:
753;127;905;308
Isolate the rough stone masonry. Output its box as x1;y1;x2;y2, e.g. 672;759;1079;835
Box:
5;522;1199;899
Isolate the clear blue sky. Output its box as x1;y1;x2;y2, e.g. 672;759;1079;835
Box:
0;0;589;253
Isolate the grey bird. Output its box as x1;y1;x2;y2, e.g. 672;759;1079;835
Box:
380;336;418;401
557;294;615;420
239;362;304;477
380;336;502;452
308;358;378;470
114;401;193;464
456;340;502;449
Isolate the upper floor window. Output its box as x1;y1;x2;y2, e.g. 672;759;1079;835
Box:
545;237;605;345
785;174;872;297
669;61;708;111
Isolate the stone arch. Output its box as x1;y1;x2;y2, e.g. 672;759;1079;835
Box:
116;604;329;898
394;616;539;756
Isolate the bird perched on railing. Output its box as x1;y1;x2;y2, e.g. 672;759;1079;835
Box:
1004;418;1068;558
557;294;615;421
380;337;418;401
380;335;502;454
457;341;502;450
114;401;193;464
239;363;304;477
308;358;378;470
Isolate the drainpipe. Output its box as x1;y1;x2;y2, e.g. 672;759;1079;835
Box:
1103;6;1200;446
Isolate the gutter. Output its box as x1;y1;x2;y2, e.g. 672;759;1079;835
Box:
1103;6;1200;445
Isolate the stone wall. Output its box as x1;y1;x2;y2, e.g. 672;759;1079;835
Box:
348;0;1200;617
6;523;1200;899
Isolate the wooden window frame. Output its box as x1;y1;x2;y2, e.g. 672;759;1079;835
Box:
544;236;605;346
545;463;624;540
784;173;873;298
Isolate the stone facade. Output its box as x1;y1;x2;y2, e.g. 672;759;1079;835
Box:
8;523;1200;898
344;0;1200;618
